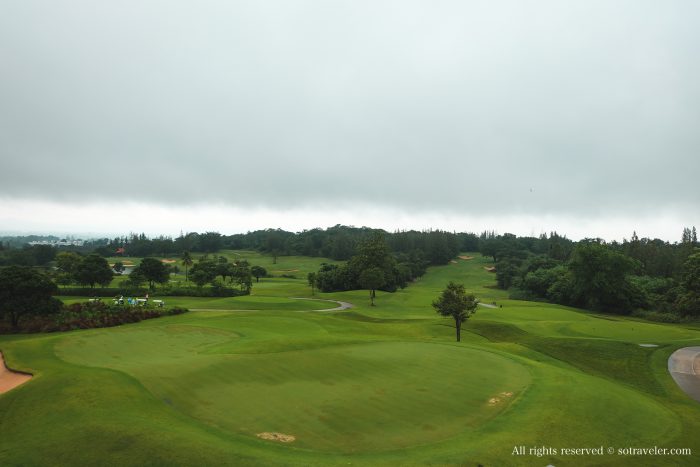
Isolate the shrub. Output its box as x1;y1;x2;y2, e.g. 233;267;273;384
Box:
630;309;682;324
0;301;190;334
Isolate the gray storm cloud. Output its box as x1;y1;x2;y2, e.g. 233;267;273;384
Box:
1;0;699;218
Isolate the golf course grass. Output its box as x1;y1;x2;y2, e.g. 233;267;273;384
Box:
2;254;699;466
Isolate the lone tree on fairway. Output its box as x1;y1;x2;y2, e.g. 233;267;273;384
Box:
265;231;285;264
181;251;193;282
251;265;266;283
359;267;385;306
0;266;62;329
307;272;317;296
432;282;478;342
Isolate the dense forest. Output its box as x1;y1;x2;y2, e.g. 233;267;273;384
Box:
481;227;699;320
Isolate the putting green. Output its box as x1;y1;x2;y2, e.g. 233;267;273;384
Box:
56;329;531;452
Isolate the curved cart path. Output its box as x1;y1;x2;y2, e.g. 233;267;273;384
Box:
191;298;354;313
0;351;32;395
668;346;700;403
288;298;354;311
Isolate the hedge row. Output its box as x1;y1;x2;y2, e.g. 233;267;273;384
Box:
1;302;189;334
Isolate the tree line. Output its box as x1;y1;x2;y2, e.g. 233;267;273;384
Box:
1;226;478;269
84;226;473;264
482;227;700;319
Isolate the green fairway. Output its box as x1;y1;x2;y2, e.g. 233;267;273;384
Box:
2;253;700;466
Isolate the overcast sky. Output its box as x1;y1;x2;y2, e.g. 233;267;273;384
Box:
1;1;698;241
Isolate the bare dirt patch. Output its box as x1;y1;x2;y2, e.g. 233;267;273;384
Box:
273;269;300;273
459;255;474;260
256;432;296;443
0;351;32;394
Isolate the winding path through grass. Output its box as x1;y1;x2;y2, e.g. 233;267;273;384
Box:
288;297;354;311
191;298;354;313
669;347;700;403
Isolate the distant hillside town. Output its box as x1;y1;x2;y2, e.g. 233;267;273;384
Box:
28;239;85;247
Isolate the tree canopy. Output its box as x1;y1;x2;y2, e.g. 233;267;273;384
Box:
315;233;429;294
479;227;700;319
74;254;114;288
568;242;641;313
676;251;700;317
133;257;170;290
251;265;266;283
0;266;62;328
432;282;478;342
359;267;385;306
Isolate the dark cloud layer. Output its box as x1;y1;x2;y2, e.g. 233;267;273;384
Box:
2;1;699;218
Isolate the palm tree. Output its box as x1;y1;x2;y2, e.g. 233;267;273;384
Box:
181;251;193;283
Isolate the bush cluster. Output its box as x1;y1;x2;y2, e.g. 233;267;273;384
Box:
0;301;188;334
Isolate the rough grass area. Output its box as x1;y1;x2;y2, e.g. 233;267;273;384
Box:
471;321;666;395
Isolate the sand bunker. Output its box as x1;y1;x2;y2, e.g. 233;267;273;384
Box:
668;347;700;403
459;256;474;260
639;344;659;348
0;351;32;394
161;259;177;264
256;432;296;443
450;260;458;264
484;266;496;273
488;391;514;405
